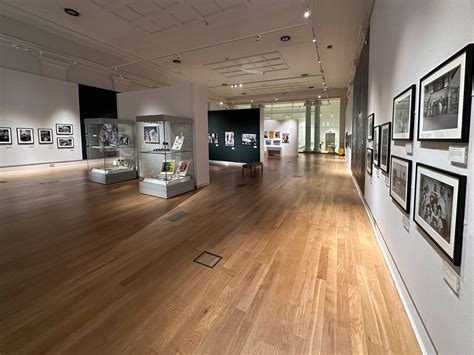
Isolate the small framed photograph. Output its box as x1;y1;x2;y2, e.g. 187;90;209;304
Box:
373;125;380;166
57;137;74;149
366;148;373;175
225;131;234;147
265;139;272;145
380;122;391;173
273;140;281;146
38;128;53;144
418;44;473;142
208;133;218;144
242;133;257;145
367;113;374;140
0;127;12;144
275;131;281;139
392;85;416;140
390;156;412;213
56;123;73;135
268;131;275;139
282;132;289;144
176;160;189;177
413;163;466;266
17;128;34;145
144;125;159;143
264;131;268;138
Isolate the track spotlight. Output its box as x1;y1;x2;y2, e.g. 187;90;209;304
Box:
304;9;311;18
312;38;316;43
220;101;223;105
239;83;243;88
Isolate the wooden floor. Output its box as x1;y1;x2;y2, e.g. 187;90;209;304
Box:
0;155;420;354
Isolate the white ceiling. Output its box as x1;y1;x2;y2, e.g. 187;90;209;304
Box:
0;0;372;100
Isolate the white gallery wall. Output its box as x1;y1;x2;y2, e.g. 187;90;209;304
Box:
264;119;299;157
0;67;82;167
361;0;473;353
117;83;210;187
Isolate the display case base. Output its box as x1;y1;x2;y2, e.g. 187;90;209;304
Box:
139;178;195;198
88;169;137;184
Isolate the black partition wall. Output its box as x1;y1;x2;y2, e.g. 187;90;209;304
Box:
208;108;260;163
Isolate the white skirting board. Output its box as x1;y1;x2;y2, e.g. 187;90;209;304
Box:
349;172;436;355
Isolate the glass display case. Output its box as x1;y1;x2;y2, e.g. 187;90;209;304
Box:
136;115;195;198
84;118;137;184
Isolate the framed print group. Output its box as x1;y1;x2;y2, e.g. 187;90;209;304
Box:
390;156;412;213
413;163;466;266
366;148;373;175
418;44;473;142
373;125;380;166
380;123;391;173
392;85;416;140
367;113;374;140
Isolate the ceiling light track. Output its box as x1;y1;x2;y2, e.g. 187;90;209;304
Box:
208;73;322;89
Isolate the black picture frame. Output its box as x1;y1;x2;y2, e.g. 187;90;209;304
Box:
57;137;74;149
366;148;373;175
389;156;412;213
0;127;12;145
392;85;416;141
367;113;374;141
56;123;73;135
380;122;391;173
16;128;34;145
413;163;466;266
373;125;380;167
417;43;473;142
38;128;53;144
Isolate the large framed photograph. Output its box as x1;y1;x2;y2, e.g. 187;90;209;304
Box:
0;127;12;144
414;163;466;266
17;128;34;145
373;125;380;166
367;113;374;140
144;125;159;144
242;133;257;146
366;148;373;175
380;122;391;173
38;128;53;144
57;137;74;149
56;123;73;135
392;85;416;140
418;44;473;142
225;131;234;147
390;156;412;213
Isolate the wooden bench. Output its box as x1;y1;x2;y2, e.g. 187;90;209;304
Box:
242;162;263;178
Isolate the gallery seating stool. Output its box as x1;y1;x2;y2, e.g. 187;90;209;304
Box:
242;162;263;178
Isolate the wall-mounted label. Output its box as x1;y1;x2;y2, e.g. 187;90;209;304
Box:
231;147;235;150
376;169;380;178
448;146;467;165
6;146;13;149
402;215;410;232
442;261;460;296
406;143;413;155
385;174;390;187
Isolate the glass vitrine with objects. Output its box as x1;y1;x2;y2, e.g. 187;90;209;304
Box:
136;115;195;199
84;118;137;184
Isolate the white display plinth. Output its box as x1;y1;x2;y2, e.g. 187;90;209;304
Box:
139;177;194;198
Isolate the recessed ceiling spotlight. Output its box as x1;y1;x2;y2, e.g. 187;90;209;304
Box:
64;8;80;17
327;44;333;50
242;93;247;95
312;38;316;43
172;59;181;64
275;98;279;101
301;73;308;77
222;83;227;86
202;20;209;26
280;35;291;42
304;9;311;18
251;99;254;103
318;59;321;64
308;86;314;89
324;87;327;91
318;95;321;98
239;83;243;88
219;101;223;105
256;34;262;42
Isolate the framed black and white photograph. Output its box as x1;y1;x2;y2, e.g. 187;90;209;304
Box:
17;128;34;145
208;133;218;144
373;125;380;166
392;85;416;140
418;44;473;142
143;125;159;144
414;163;466;266
390;156;412;213
57;137;74;149
38;128;53;144
367;113;374;140
242;133;257;146
0;127;12;144
366;148;373;175
56;123;73;135
380;123;391;173
225;131;234;147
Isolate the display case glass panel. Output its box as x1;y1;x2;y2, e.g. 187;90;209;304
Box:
137;115;195;198
85;118;137;184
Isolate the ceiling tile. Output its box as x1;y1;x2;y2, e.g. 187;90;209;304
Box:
191;0;220;17
167;3;201;23
128;0;161;15
112;5;142;21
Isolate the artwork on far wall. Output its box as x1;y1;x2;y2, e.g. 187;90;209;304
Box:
38;128;53;144
268;130;275;139
414;163;466;266
242;133;257;146
265;139;272;145
380;122;391;173
0;127;12;144
143;125;159;144
17;128;34;145
390;156;412;213
282;132;289;144
366;148;373;175
273;140;281;146
56;123;73;135
367;113;374;140
275;131;281;139
418;44;473;142
264;131;268;138
57;137;74;149
392;85;416;140
373;125;380;166
99;124;119;146
225;131;234;146
208;133;219;144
